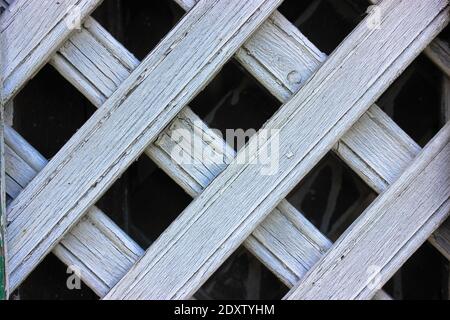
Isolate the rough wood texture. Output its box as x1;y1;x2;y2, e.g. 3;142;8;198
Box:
51;18;333;287
441;76;450;125
0;0;103;103
48;18;386;295
106;0;448;299
6;0;282;294
285;123;450;300
181;0;450;261
51;6;449;288
370;0;449;76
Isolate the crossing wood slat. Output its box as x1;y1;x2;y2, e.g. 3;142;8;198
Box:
105;0;448;300
6;17;329;293
0;0;103;103
5;118;393;299
175;1;450;256
285;122;450;300
1;0;448;298
5;0;282;295
369;0;450;76
429;77;450;261
424;38;450;78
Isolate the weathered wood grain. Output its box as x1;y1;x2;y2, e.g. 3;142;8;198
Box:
3;0;446;298
285;122;450;300
52;18;333;293
0;58;7;299
0;0;103;102
6;0;282;295
48;7;393;298
52;2;449;277
105;0;449;299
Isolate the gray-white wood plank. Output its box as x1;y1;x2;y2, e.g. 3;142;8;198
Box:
370;0;450;76
105;0;449;299
0;47;8;299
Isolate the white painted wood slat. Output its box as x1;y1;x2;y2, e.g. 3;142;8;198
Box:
51;5;449;288
285;122;450;300
5;0;282;295
105;0;449;299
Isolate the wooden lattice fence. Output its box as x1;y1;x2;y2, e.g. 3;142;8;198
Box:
0;0;450;300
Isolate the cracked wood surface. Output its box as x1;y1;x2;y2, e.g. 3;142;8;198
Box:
2;0;448;299
285;122;450;300
0;54;7;300
424;37;450;77
5;0;282;291
105;0;449;299
4;125;143;296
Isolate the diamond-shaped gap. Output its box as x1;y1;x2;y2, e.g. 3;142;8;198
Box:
92;0;184;60
376;53;442;147
383;243;447;300
197;247;288;300
278;0;370;55
287;152;375;242
190;61;281;151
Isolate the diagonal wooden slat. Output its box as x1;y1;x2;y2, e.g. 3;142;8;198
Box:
5;0;448;296
0;0;103;103
105;0;449;299
285;122;450;300
5;105;394;300
5;0;282;295
6;16;333;294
